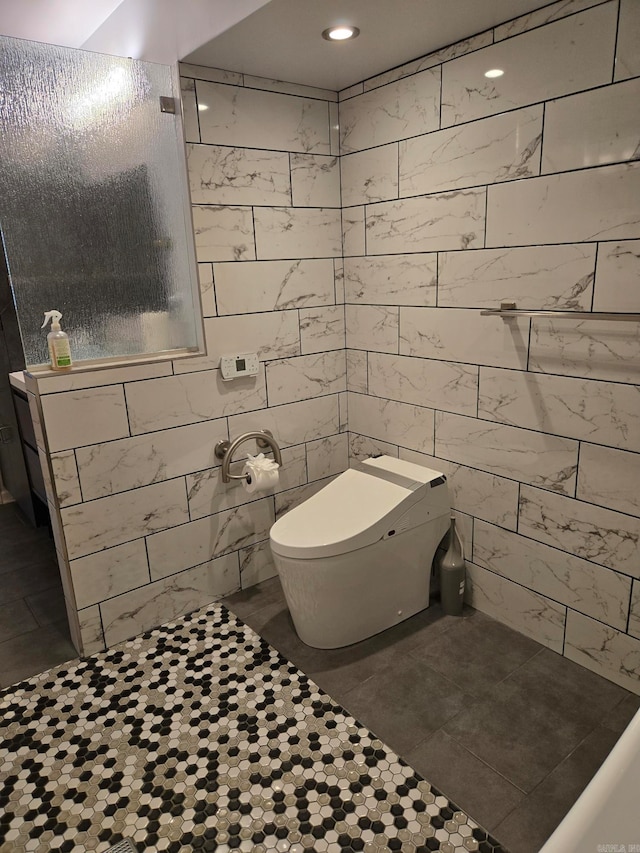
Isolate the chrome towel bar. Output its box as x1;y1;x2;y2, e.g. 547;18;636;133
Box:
481;302;640;321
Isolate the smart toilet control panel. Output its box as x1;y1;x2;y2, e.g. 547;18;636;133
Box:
219;352;259;381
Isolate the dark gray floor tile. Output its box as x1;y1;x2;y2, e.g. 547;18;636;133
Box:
25;585;68;627
493;725;621;853
442;675;594;793
0;599;38;643
0;622;78;689
224;576;284;621
600;692;640;734
503;646;629;730
408;615;541;697
338;657;475;755
0;559;63;605
0;537;57;574
405;729;526;834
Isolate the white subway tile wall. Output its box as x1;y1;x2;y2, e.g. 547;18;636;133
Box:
32;5;640;693
339;0;640;694
35;70;346;653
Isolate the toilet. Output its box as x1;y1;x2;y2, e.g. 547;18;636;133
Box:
269;455;450;649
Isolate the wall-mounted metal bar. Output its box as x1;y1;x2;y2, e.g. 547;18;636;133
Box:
481;303;640;321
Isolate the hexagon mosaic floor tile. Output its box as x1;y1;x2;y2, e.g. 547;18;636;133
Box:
0;603;507;853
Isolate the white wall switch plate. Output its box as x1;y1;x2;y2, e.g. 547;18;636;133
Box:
219;352;259;381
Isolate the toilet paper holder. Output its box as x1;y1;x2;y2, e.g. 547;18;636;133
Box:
215;430;283;483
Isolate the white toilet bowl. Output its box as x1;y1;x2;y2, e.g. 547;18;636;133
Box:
269;455;450;649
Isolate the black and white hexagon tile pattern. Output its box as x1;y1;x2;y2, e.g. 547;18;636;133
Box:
0;603;507;853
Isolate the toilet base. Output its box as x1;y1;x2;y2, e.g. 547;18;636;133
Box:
271;517;448;649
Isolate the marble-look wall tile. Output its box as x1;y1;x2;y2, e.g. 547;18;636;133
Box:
347;349;367;393
564;610;640;695
486;163;640;247
41;387;129;452
346;305;399;353
329;103;340;157
348;392;434;454
578;443;640;518
229;395;339;451
400;107;543;196
192;205;255;262
254;207;342;260
542;78;640;174
400;308;529;369
101;553;240;647
198;263;216;317
593;241;640;313
630;582;640;641
399;448;519;530
299;306;345;354
474;519;631;630
342;207;366;257
78;605;105;656
125;369;267;434
519;485;640;578
146;499;274;579
438;244;595;310
465;561;566;653
615;0;640;81
363;32;493;92
435;411;579;494
368;352;478;416
529;317;640;384
441;3;616;127
180;77;199;143
275;476;335;517
242;75;337;102
341;144;399;206
339;391;348;434
179;63;242;85
306;433;349;481
366;189;486;254
36;362;173;394
175;312;300;372
70;540;150;610
334;258;345;303
239;540;277;588
344;254;437;306
266;351;346;406
187;444;306;521
339;68;441;154
494;0;607;40
349;433;399;462
214;258;335;314
76;418;227;500
479;367;640;452
291;154;340;207
187;144;291;206
50;451;82;507
197;81;330;154
61;479;189;560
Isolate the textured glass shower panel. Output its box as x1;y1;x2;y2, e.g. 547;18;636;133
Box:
0;36;201;366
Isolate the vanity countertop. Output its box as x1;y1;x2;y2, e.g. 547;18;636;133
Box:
9;371;26;393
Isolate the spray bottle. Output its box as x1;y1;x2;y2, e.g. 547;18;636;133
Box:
41;310;73;371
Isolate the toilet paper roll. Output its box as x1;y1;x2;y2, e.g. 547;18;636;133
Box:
242;454;280;494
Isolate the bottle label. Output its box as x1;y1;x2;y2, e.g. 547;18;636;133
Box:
53;339;72;368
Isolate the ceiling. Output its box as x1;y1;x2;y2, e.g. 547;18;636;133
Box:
0;0;554;89
183;0;555;92
0;0;125;47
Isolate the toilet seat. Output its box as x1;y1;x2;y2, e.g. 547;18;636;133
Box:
270;456;447;560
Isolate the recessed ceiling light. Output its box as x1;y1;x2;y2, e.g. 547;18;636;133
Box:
484;68;504;78
322;25;360;41
197;103;209;111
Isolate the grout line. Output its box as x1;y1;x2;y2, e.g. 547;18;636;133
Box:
612;0;622;83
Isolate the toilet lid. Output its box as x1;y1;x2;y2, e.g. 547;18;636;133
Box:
269;457;444;559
